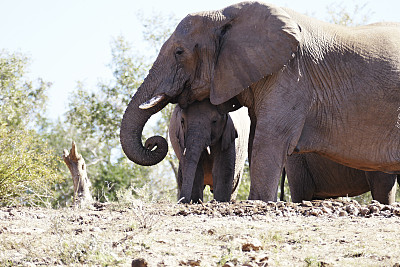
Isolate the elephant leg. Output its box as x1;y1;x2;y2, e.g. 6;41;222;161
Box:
285;154;315;202
177;164;183;200
248;129;288;202
366;172;397;205
245;76;309;202
212;144;235;202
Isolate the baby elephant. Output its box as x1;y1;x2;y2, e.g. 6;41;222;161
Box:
169;99;250;203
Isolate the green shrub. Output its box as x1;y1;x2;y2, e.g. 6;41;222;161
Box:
0;124;63;206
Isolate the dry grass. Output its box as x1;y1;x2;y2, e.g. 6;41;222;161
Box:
0;198;399;266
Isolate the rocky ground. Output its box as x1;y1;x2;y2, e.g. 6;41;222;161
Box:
176;198;400;218
1;199;400;266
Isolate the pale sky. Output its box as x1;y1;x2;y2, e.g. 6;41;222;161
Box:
1;0;399;120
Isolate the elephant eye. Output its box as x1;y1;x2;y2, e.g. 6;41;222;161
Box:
175;48;184;56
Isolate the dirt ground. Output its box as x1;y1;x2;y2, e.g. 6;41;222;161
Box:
1;199;400;266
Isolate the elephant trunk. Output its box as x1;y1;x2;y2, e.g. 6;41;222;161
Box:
120;81;169;166
179;132;207;203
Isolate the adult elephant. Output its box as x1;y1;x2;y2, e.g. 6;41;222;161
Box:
285;154;398;205
169;99;250;203
120;1;400;202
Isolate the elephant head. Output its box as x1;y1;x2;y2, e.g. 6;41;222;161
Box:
120;1;300;166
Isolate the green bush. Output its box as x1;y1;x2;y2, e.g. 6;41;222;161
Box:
0;124;63;206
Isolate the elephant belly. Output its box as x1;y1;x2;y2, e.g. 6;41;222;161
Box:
313;186;370;199
312;171;370;198
306;154;371;198
202;154;213;190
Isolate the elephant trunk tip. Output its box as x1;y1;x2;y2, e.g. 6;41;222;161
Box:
121;135;168;167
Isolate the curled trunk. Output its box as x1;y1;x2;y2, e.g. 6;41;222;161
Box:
120;85;169;166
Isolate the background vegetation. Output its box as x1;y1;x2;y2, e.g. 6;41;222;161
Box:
0;3;396;207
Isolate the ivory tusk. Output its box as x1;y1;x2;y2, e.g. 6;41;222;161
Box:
183;148;187;156
139;94;166;109
206;146;211;155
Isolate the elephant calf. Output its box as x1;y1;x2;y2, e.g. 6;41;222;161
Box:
286;153;398;205
169;99;250;203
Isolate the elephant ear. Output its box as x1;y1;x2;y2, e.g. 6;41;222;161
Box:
211;2;301;105
176;119;185;156
221;115;238;151
171;106;185;157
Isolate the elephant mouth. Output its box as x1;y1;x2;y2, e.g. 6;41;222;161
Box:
139;77;208;110
171;81;194;108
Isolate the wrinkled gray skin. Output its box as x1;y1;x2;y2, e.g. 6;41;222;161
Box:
169;99;250;203
120;1;400;202
285;154;398;204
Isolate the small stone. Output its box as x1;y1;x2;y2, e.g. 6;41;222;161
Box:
301;201;313;207
345;204;359;216
257;253;269;262
338;210;348;217
237;208;245;215
178;209;189;216
321;201;333;208
393;207;400;216
310;208;323;216
222;262;235;267
369;205;380;214
321;207;332;214
132;258;148;267
36;213;46;219
381;205;392;212
275;210;283;216
332;202;344;207
207;229;215;235
349;199;361;208
8;210;17;217
276;201;285;208
369;201;384;210
381;210;392;217
186;260;201;266
360;207;370;216
241;238;263;252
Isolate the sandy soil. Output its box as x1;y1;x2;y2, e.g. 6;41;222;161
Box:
1;199;400;266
